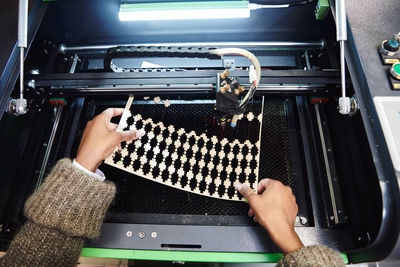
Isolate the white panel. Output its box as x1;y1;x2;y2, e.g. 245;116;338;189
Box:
374;97;400;172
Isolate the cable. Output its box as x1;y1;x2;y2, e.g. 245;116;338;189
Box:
239;83;256;110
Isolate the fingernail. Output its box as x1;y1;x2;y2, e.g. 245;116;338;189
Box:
136;129;145;138
234;183;242;191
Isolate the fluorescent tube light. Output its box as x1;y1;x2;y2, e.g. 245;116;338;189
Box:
119;8;250;21
249;3;290;9
119;1;251;21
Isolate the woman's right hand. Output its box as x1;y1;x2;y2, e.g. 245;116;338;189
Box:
76;108;145;173
235;179;304;254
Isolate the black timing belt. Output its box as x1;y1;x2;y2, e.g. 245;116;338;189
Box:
104;46;221;72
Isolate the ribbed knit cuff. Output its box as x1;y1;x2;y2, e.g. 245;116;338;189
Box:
24;159;116;238
0;221;84;267
277;245;345;267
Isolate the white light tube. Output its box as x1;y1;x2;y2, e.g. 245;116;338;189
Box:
119;8;250;21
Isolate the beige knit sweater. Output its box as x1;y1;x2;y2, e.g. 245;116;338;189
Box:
0;159;116;266
0;159;344;266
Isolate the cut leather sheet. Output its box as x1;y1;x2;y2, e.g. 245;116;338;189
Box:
105;101;263;201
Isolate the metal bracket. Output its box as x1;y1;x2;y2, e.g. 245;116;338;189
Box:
7;98;27;116
223;59;235;70
349;94;359;116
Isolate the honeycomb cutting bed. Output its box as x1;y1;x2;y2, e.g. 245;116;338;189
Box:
100;98;297;216
105;99;263;201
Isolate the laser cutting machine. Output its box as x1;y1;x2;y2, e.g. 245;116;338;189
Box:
1;0;400;264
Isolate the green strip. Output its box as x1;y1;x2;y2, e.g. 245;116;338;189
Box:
81;248;348;264
120;1;249;12
81;248;282;263
49;98;67;104
341;253;349;264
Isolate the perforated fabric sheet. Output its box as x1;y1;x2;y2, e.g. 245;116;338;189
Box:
105;102;263;201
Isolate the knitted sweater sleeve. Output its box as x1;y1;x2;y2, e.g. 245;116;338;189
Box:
0;159;116;267
277;245;345;267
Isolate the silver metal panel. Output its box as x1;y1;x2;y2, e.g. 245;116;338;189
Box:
374;97;400;172
60;41;326;52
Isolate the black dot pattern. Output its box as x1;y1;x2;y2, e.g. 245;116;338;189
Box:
105;109;262;201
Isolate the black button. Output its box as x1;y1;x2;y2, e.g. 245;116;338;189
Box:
384;39;400;53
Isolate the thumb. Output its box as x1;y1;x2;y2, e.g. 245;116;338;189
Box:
235;183;256;200
119;129;146;142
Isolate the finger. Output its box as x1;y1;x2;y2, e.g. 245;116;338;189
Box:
118;129;146;142
234;183;256;200
291;197;296;207
286;186;293;196
109;122;118;131
102;108;125;121
257;178;272;194
248;208;254;217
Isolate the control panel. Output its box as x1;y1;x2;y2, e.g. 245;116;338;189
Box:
378;33;400;90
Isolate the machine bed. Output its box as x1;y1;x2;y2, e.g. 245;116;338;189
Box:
1;0;399;264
